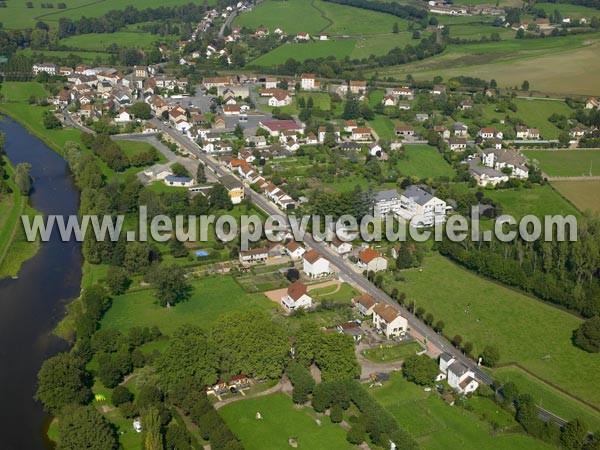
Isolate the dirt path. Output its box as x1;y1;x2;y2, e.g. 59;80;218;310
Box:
213;376;291;410
263;280;341;305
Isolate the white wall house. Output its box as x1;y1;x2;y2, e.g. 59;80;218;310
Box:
372;304;408;338
302;250;331;278
285;241;306;261
353;293;378;316
281;280;312;312
373;189;401;218
438;354;479;395
357;248;388;273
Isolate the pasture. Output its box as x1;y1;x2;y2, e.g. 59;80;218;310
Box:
2;0;214;29
523;150;600;177
382;255;600;409
314;0;408;35
371;33;600;96
100;276;273;335
219;393;354;450
552;180;600;212
396;145;456;179
370;372;554;450
493;365;600;430
60;31;167;52
250;40;356;66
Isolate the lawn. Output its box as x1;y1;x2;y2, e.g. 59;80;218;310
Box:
482;184;580;219
523;150;600;177
493;366;600;430
17;49;110;64
100;275;274;335
351;33;416;59
552;180;600;212
370;372;554;450
361;341;423;363
314;0;408;35
250;40;357;66
368;115;398;141
310;282;359;304
234;0;330;35
396;145;456;179
219;393;354;450
382;255;600;410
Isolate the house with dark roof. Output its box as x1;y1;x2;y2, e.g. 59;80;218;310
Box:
396;186;447;227
373;189;401;218
438;354;480;394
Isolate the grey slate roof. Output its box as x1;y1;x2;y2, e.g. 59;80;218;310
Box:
402;186;436;206
374;189;400;202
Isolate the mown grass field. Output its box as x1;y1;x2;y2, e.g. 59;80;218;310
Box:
100;276;274;335
60;31;167;51
314;0;408;35
235;0;330;35
371;33;600;96
524;150;600;177
250;40;357;66
219;393;354;450
17;48;110;64
493;365;600;430
3;0;215;29
370;372;554;450
396;145;456;179
552;180;600;212
362;341;423;363
382;255;600;410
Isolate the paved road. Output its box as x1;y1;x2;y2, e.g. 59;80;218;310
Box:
150;117;570;429
62;108;96;135
218;9;238;39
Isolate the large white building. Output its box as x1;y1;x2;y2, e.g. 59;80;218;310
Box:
481;148;529;179
395;186;447;227
373;189;401;218
32;63;58;76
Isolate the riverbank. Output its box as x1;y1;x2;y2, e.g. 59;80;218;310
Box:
0;155;41;278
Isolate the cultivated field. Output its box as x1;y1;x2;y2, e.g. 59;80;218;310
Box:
219;393;354;450
524;150;600;177
371;372;554;450
371;33;600;96
383;255;600;409
552;180;600;212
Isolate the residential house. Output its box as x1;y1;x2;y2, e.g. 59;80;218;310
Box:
372;304;408;338
259;120;304;137
357;247;388;272
353;293;378;316
344;120;358;133
382;95;397;107
285;241;306;260
264;77;278;89
303;250;331;278
481;148;529;178
395;125;414;136
460;98;473;110
585;97;600;110
164;175;195;188
352;127;373;141
453;122;468;137
350;80;367;95
434;125;451;140
438;354;479;394
239;247;269;264
478;127;503;140
32;63;58;76
296;32;310;41
467;157;509;187
368;142;382;157
268;91;292;107
300;73;318;90
330;236;352;255
396;186;447;227
449;137;467;151
114;109;132;123
281;280;312;312
219;175;245;204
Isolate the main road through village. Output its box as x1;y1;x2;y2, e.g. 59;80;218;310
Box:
148;118;568;428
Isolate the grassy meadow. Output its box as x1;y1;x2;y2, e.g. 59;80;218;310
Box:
370;372;555;450
524;150;600;177
396;145;456;179
219;393;354;450
383;255;600;409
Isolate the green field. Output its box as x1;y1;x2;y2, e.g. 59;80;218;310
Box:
536;3;600;19
251;40;357;66
100;276;274;336
494;366;600;430
60;31;166;52
482;185;580;219
219;393;354;450
17;48;110;64
397;145;456;179
362;341;423;363
3;0;214;29
523;150;600;177
552;180;600;212
371;372;554;450
383;255;600;410
371;33;600;96
235;0;330;35
314;0;407;35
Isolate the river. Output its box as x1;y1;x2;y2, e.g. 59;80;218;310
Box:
0;115;82;450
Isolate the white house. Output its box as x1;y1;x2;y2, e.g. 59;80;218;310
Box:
239;247;269;264
468;158;509;187
448;137;467;152
395;186;447;227
285;240;306;261
353;293;378;316
268;91;292;107
481;148;529;179
281;280;312;312
114;109;132;123
330;236;352;255
357;247;388;273
32;63;58;76
301;73;318;90
438;354;479;395
164;175;195;188
478;127;503;140
372;304;408;338
302;249;331;278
